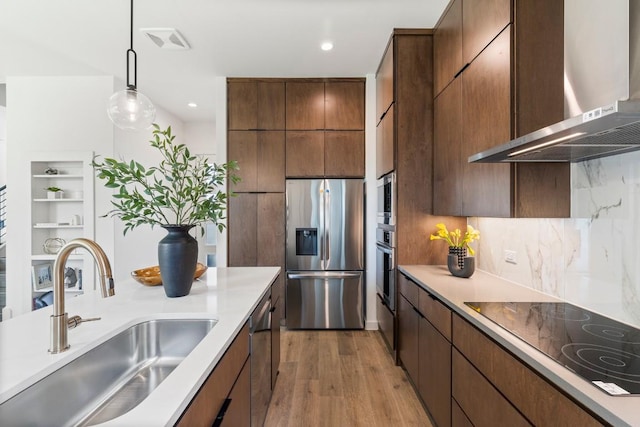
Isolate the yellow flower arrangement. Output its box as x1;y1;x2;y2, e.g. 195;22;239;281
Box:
430;223;480;256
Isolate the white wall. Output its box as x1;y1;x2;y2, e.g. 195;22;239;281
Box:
364;74;378;330
5;75;115;316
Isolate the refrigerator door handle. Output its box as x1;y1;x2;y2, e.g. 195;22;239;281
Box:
287;272;362;280
324;180;331;267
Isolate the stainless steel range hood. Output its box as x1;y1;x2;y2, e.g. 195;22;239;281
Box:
470;0;640;163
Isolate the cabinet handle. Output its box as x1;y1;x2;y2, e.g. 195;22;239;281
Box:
454;63;471;79
270;306;277;313
412;305;425;320
377;292;388;309
212;398;232;427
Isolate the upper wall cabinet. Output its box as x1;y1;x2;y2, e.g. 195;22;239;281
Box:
285;81;365;131
228;131;285;193
285;79;365;178
228;80;285;130
433;0;569;218
462;0;511;65
376;46;394;122
434;0;462;97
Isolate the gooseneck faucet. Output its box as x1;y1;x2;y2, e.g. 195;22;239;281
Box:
49;238;115;354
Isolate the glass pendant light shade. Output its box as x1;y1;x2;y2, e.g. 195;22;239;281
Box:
107;88;156;130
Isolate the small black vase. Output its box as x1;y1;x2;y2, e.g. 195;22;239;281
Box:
447;252;475;278
158;224;198;297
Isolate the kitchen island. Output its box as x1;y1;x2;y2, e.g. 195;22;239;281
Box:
0;266;280;426
399;265;639;427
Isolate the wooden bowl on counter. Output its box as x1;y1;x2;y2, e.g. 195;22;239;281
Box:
131;262;207;286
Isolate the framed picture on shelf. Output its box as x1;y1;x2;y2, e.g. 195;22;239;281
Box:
32;262;53;291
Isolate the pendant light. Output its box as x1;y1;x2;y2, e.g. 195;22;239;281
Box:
107;0;156;130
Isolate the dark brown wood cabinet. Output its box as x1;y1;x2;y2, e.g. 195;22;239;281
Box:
325;82;365;130
285;82;325;130
452;314;605;426
285;80;365;178
221;358;251;427
228;80;285;130
375;104;394;179
377;294;395;352
460;27;511;217
433;0;569;218
376;44;394;122
228;193;284;268
177;323;250;426
462;0;510;65
228;131;285;193
397;273;453;427
433;0;462;97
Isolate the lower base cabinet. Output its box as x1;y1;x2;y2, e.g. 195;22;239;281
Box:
177;323;250;426
222;358;251;426
452;314;604;426
397;273;605;427
376;293;395;352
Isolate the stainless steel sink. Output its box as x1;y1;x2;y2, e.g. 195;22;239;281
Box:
0;318;217;426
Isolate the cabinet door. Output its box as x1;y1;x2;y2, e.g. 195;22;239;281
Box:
228;131;284;192
452;349;530;427
324;131;365;178
228;131;258;192
375;104;394;178
256;193;285;268
325;82;365;130
397;294;419;385
461;28;511;217
228;194;257;266
177;324;249;426
462;0;511;64
418;317;451;427
434;0;463;96
257;131;285;192
228;81;258;130
376;42;394;121
257;81;285;130
271;280;283;389
376;294;395;352
285;131;324;177
285;82;325;130
228;81;285;130
433;78;462;216
221;358;250;427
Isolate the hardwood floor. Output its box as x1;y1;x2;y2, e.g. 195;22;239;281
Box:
264;329;433;427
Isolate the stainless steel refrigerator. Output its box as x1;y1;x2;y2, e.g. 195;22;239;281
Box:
285;179;364;329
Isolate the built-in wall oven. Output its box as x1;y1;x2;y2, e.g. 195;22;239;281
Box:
375;226;395;311
376;172;396;352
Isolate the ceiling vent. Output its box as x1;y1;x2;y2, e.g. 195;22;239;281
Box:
140;28;190;50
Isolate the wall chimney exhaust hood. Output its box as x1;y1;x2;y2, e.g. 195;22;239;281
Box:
470;0;640;163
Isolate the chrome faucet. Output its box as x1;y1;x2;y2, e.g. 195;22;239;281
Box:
49;238;115;354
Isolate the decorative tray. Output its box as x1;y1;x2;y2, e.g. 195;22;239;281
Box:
131;262;207;286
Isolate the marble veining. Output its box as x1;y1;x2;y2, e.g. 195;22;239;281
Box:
473;150;640;329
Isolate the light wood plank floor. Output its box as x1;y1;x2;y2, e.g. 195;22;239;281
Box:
264;329;433;427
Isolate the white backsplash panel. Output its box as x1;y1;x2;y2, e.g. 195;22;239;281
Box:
471;150;640;329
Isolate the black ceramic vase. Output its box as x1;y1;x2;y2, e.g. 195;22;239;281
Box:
158;224;198;297
447;247;475;278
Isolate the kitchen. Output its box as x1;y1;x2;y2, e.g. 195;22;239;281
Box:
2;0;640;426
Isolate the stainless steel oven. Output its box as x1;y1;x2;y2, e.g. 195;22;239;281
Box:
377;172;396;226
376;226;395;311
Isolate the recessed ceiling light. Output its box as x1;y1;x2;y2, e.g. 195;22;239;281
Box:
187;102;198;108
321;42;334;51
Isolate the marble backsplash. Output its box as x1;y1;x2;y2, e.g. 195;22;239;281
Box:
469;149;640;329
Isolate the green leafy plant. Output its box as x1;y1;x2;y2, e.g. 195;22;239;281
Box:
430;223;480;255
46;186;62;192
92;123;239;235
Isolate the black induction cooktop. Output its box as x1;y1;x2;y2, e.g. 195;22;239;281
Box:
465;301;640;396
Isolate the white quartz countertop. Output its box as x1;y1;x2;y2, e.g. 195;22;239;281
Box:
0;266;280;426
399;265;639;427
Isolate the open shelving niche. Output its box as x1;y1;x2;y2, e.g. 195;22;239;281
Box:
28;151;95;309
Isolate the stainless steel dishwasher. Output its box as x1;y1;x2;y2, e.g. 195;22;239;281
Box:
250;292;272;427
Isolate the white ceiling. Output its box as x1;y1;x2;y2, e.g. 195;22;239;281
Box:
0;0;448;124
